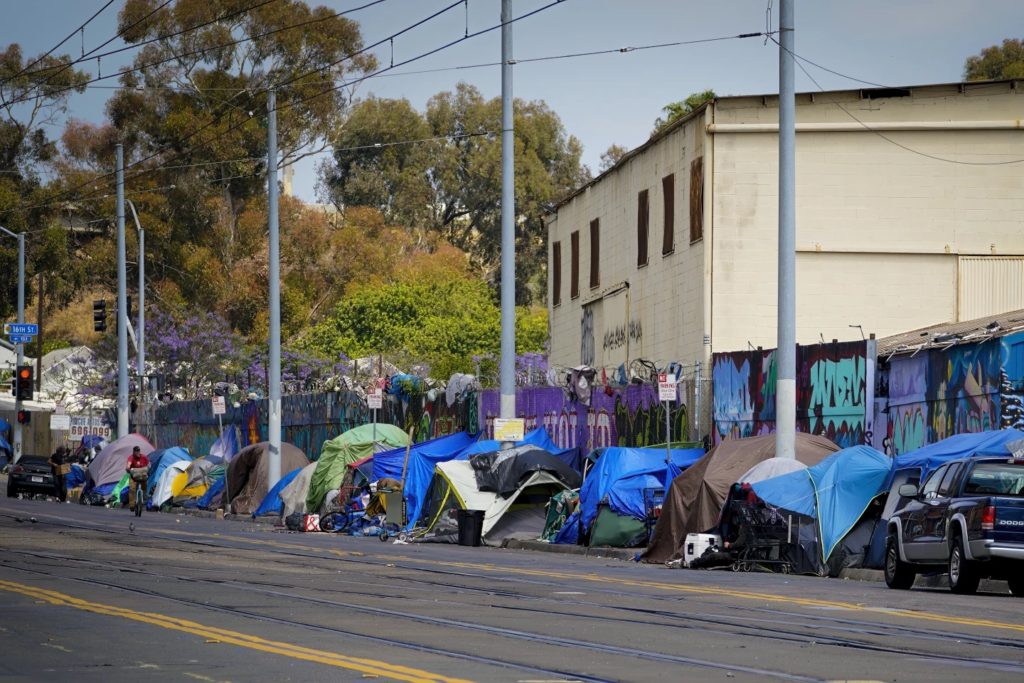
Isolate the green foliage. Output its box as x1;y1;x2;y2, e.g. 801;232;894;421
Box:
964;38;1024;81
652;89;716;134
304;272;548;380
323;83;588;304
598;144;628;172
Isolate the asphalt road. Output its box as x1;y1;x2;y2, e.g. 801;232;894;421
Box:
1;489;1022;683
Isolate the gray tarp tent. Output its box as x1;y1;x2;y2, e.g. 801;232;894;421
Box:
226;442;309;515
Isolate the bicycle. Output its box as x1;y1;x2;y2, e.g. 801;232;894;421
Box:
128;468;148;518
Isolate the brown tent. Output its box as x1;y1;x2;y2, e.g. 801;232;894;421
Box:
226;442;310;515
641;433;838;564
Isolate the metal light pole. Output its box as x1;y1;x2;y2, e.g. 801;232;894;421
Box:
128;200;146;430
266;89;282;488
0;226;25;462
498;0;516;424
776;0;796;459
116;144;129;439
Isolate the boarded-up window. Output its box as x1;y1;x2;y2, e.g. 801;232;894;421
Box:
551;241;562;306
637;189;649;267
589;218;600;288
570;230;580;299
690;157;704;243
662;173;675;255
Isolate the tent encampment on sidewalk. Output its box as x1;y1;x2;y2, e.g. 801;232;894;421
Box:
146;447;192;496
252;466;304;517
85;434;155;492
279;462;317;518
227;442;309;515
642;433;838;564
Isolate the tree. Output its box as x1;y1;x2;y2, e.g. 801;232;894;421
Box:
964;38;1024;81
651;89;716;134
598;144;628;172
0;44;89;321
322;83;587;303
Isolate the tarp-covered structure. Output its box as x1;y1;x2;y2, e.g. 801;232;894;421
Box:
85;434;155;492
227;442;309;515
171;458;222;503
864;428;1024;568
151;460;191;508
253;466;304;517
741;446;891;574
416;448;578;544
643;433;838;564
146;447;192;496
307;424;409;513
280;462;317;518
552;447;703;546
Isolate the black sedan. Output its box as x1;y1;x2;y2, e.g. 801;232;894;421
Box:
6;455;57;498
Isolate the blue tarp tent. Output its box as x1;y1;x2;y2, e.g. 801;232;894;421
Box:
753;445;892;563
209;428;240;463
403;428;570;531
459;428;579;469
147;447;192;496
65;463;87;489
252;466;303;517
196;476;225;510
372;432;475;481
559;447;704;542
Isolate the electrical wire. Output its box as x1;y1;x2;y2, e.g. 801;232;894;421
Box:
0;0;118;88
772;37;1024;166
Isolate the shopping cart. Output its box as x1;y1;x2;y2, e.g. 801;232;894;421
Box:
727;500;796;573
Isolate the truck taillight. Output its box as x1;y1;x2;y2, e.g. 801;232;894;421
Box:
981;505;996;531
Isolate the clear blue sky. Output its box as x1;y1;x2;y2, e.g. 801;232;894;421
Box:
4;0;1022;203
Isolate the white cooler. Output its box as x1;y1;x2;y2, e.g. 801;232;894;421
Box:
684;533;722;567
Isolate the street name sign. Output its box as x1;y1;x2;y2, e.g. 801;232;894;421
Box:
4;323;38;336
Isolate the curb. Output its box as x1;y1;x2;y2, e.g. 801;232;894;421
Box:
503;539;637;561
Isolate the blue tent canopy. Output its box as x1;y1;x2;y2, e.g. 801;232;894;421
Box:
0;433;10;455
196;476;225;510
890;429;1024;482
252;466;303;517
753;445;891;562
372;432;475;481
146;447;192;496
577;447;704;532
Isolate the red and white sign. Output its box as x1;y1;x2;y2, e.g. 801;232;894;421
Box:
658;373;677;402
211;396;226;415
367;389;383;410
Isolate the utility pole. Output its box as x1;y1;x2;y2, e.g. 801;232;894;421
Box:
116;143;129;439
0;226;26;462
35;272;42;394
776;0;796;459
498;0;516;427
128;200;146;414
267;89;282;488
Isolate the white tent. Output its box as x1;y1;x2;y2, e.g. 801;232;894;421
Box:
738;457;809;485
151;460;191;508
279;462;317;518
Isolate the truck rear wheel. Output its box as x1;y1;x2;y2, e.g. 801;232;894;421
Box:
948;535;980;594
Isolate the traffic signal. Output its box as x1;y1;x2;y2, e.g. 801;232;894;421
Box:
16;409;29;424
93;299;107;332
15;365;32;401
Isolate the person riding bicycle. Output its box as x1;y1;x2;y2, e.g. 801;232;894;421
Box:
125;446;150;511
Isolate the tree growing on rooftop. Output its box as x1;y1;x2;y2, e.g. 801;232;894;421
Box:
651;89;716;135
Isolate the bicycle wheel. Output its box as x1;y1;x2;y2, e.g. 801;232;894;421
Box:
134;484;143;517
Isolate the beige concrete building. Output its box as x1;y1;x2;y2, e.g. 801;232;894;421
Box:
546;79;1024;375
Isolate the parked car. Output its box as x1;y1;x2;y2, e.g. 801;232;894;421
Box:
6;455;57;499
885;455;1024;595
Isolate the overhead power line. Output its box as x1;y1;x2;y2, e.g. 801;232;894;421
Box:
771;37;1024;166
0;0;118;88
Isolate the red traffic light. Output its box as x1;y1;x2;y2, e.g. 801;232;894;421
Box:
17;367;30;380
16;409;29;424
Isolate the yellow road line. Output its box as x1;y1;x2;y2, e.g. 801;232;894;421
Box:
0;579;472;683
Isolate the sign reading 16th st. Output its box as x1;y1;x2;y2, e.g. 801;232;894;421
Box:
4;323;38;336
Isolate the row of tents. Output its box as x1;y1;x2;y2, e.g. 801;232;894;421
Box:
74;423;1024;577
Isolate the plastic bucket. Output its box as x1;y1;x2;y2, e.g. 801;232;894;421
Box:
456;509;485;546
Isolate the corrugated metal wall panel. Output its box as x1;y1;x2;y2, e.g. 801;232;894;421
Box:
959;256;1024;320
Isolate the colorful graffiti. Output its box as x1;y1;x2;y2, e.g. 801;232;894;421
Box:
479;383;690;452
873;332;1024;455
147;389;472;459
712;340;874;449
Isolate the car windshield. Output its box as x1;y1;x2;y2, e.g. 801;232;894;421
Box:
963;463;1024;497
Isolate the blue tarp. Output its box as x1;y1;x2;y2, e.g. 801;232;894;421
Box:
146;447;192;496
0;434;10;455
252;466;303;517
210;428;240;462
753;445;892;561
890;429;1024;483
403;428;571;531
196;476;225;510
575;447;704;535
373;432;475;481
65;463;87;489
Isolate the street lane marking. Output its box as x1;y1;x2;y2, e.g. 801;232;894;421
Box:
0;579;472;683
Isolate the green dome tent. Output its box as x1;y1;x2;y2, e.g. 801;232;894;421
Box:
306;424;410;512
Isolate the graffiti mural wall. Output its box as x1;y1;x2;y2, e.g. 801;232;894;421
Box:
873;331;1024;454
479;383;691;452
147;390;472;458
711;340;875;449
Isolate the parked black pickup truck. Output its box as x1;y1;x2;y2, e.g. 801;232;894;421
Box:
885;456;1024;595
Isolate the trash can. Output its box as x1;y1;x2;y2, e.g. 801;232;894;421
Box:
456;509;485;546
